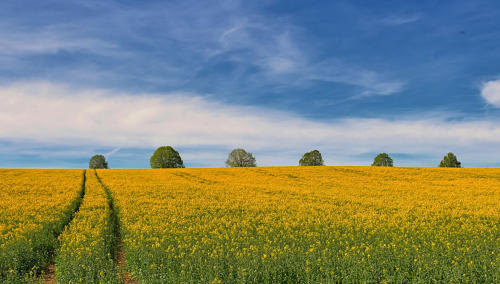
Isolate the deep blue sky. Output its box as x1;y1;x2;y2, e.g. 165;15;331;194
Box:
1;0;499;168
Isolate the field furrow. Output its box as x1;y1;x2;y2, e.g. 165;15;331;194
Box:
95;170;138;284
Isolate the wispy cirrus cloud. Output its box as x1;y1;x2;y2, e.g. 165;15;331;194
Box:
305;59;405;97
214;20;403;96
217;22;305;74
0;24;120;56
381;14;422;26
0;0;405;99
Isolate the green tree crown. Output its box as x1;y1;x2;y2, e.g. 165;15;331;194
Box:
299;150;324;166
150;146;185;169
89;154;108;169
226;148;256;167
439;152;462;168
371;153;393;167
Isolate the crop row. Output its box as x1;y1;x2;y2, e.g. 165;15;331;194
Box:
55;170;120;283
0;169;84;282
0;169;123;283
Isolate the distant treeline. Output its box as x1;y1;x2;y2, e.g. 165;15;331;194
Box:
89;147;462;169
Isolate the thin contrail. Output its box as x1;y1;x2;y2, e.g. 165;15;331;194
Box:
104;147;121;157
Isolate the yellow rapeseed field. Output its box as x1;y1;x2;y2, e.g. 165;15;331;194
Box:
96;166;500;283
0;169;84;282
0;167;498;282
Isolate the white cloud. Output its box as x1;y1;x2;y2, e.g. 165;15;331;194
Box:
481;79;500;107
1;82;500;166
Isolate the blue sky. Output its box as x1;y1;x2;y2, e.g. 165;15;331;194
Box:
1;0;500;168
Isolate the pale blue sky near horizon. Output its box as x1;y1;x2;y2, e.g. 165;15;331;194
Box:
0;0;499;168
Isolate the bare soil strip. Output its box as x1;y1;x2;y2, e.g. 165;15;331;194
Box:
41;264;55;283
116;234;137;284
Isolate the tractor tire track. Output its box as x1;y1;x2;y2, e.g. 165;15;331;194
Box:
41;169;87;283
95;171;137;284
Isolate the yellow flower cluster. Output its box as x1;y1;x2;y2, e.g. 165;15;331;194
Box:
97;166;500;283
55;170;119;283
0;169;84;282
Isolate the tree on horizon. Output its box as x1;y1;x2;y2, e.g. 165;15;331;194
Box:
439;152;461;168
371;153;393;167
150;146;185;168
226;148;256;167
89;154;108;169
299;150;324;166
